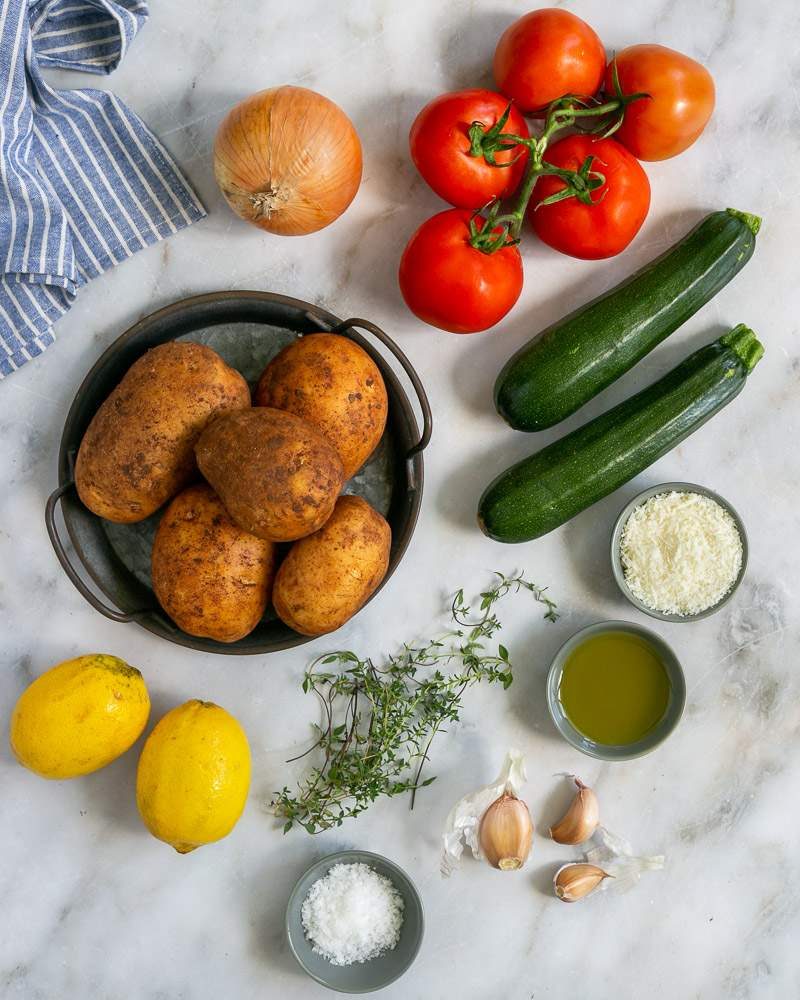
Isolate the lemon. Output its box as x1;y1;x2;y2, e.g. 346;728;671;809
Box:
9;654;150;779
136;700;251;854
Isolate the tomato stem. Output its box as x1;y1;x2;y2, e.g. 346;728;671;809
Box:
468;73;649;254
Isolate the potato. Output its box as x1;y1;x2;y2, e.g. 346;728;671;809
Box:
254;333;388;478
195;407;345;542
272;494;391;636
151;484;277;643
76;342;250;523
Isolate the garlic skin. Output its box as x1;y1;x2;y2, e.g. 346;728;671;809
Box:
585;825;665;892
554;863;612;902
549;776;600;845
479;791;534;870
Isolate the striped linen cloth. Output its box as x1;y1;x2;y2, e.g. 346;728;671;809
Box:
0;0;205;378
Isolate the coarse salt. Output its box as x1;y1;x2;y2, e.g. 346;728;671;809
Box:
619;491;743;616
300;862;404;966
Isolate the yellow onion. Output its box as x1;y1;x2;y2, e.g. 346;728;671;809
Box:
213;85;362;236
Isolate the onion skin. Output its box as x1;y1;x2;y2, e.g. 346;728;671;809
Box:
213;85;362;236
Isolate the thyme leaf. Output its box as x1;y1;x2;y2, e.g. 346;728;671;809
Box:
272;571;558;834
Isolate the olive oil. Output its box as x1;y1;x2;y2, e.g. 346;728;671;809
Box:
558;631;671;745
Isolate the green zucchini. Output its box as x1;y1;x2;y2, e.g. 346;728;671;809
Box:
495;208;761;431
479;325;763;543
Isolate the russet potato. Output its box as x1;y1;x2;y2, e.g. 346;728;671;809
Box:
254;333;388;478
75;341;250;523
272;494;391;636
195;407;345;542
151;484;277;643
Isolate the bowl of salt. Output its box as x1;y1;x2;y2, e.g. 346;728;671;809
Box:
285;849;424;992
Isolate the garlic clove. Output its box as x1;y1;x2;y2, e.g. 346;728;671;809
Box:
549;776;600;845
553;863;612;902
479;790;534;870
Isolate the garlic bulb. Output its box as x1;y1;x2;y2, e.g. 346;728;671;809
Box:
479;791;534;870
441;750;528;876
554;863;612;902
554;827;664;904
549;776;599;845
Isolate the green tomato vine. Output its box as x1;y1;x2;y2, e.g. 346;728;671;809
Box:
467;59;649;253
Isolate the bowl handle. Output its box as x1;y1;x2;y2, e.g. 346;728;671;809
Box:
332;318;433;460
45;482;149;624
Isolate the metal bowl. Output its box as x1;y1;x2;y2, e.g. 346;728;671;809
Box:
285;850;424;994
45;292;431;655
610;481;748;623
546;620;686;761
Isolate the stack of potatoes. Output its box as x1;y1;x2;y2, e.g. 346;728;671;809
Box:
75;333;392;642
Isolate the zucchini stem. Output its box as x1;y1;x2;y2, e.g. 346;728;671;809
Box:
726;208;762;236
722;323;764;372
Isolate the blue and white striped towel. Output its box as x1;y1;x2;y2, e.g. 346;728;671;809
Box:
0;0;205;379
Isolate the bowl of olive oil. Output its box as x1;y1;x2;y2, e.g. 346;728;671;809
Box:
546;621;685;760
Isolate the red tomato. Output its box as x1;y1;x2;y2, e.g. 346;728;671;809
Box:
493;8;606;114
529;135;650;260
409;90;530;209
399;210;523;333
607;45;715;160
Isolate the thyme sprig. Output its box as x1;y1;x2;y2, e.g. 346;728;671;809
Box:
272;572;558;834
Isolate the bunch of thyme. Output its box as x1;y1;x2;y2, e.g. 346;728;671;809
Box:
272;572;558;834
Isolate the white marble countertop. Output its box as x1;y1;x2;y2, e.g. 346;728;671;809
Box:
2;2;799;997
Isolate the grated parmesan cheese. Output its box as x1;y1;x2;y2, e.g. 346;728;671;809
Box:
619;491;743;616
300;862;404;966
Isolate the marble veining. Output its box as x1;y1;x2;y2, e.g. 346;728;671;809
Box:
1;1;799;998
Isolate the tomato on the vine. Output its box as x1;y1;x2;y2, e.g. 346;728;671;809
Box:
529;135;650;260
493;8;606;114
409;90;530;209
399;210;523;333
607;45;715;161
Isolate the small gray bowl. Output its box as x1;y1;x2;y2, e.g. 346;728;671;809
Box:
546;620;686;761
611;481;748;623
286;850;424;993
